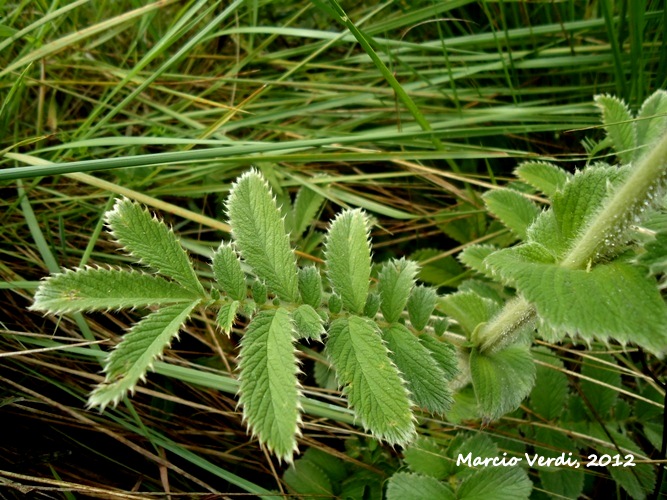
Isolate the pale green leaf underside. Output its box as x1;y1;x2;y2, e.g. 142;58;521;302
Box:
227;170;299;302
105;198;204;295
485;248;667;355
515;161;571;197
30;268;200;314
595;94;636;164
386;472;455;500
238;308;300;462
483;188;540;240
383;323;452;414
636;89;667;152
211;243;246;301
470;345;536;420
458;244;497;278
458;466;532;500
88;301;198;410
378;258;418;324
438;291;500;337
325;316;415;446
325;209;371;314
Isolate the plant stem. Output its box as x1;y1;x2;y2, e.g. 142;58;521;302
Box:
475;296;535;354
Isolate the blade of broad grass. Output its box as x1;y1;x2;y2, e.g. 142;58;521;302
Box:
0;0;180;78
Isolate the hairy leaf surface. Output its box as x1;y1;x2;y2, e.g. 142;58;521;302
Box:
378;258;418;323
386;472;454;500
457;466;532;500
325;316;415;446
297;266;322;308
483;188;540;240
211;243;246;301
30;268;200;314
470;345;536;420
595;94;636;164
88;301;198;409
407;285;437;331
227;170;299;302
438;291;500;337
325;209;371;314
418;334;459;381
292;304;325;341
635;89;667;152
485;248;667;355
403;437;449;479
238;308;300;462
383;323;452;414
515;161;571;197
458;244;497;278
216;300;240;336
105;198;204;295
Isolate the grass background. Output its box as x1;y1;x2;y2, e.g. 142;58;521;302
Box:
1;0;665;497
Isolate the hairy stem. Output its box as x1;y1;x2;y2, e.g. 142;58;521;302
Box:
475;131;667;353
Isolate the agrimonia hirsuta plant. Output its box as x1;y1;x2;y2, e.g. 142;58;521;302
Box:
30;91;667;470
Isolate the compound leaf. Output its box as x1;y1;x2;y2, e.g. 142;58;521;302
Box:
383;323;452;414
30;268;200;314
105;198;204;295
386;472;454;500
88;300;199;409
325;316;415;446
515;161;571;197
595;94;636;164
238;308;300;462
485;248;667;355
227;170;299;302
378;258;418;323
325;209;371;314
483;188;540;240
470;344;536;420
211;243;246;301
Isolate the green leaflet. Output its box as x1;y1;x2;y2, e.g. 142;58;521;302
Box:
211;243;246;301
514;161;572;197
457;466;532;500
29;268;200;314
378;258;418;323
470;345;536;420
216;300;240;336
529;348;569;421
105;198;204;295
88;301;199;410
580;354;621;418
238;308;300;462
325;209;371;314
485;247;667;355
534;428;583;500
458;244;497;278
403;437;449;480
482;188;540;240
292;304;325;341
325;316;415;446
226;170;299;302
418;334;459;381
383;323;452;414
386;472;455;500
407;285;437;332
297;266;322;308
283;458;333;499
635;89;667;152
438;291;500;337
595;94;636;164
